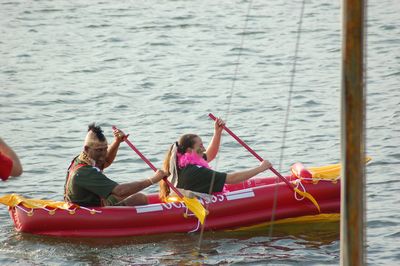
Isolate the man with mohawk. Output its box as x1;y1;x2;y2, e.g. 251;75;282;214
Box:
64;123;165;207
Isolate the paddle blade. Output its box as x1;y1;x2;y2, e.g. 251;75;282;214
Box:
294;188;321;213
183;197;207;224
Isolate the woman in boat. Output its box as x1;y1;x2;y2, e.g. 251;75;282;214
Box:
65;123;166;207
159;118;271;200
0;137;23;181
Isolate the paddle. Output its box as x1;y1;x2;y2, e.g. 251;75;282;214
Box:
112;126;207;224
208;113;321;213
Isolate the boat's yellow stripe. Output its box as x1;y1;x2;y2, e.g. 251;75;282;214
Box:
227;213;340;231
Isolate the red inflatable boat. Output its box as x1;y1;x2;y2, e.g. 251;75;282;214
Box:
6;164;340;237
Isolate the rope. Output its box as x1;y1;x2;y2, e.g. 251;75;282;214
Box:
293;179;306;201
197;0;307;247
224;0;253;122
197;0;254;250
268;0;307;238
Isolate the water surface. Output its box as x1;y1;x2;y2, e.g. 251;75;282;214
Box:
1;0;399;264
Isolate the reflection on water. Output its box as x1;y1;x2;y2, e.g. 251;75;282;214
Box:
2;222;339;265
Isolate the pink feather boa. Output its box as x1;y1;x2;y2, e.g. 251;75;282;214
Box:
177;151;210;169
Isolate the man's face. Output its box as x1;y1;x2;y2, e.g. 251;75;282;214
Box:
86;142;108;166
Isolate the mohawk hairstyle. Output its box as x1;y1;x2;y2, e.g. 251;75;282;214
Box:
87;123;106;142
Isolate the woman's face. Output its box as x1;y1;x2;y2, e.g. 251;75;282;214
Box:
191;137;205;156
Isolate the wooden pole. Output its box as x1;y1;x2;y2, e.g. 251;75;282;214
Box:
341;0;366;264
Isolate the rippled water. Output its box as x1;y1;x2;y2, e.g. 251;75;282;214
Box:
1;0;399;265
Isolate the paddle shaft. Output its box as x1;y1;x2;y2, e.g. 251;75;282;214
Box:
112;126;185;198
208;113;295;191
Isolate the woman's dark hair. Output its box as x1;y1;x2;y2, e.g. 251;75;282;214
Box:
176;134;198;154
159;134;199;201
88;123;106;142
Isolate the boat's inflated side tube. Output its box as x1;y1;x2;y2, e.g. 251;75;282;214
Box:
291;162;313;182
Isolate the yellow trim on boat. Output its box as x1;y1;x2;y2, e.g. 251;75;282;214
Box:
308;156;372;180
228;213;340;232
0;193;74;210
